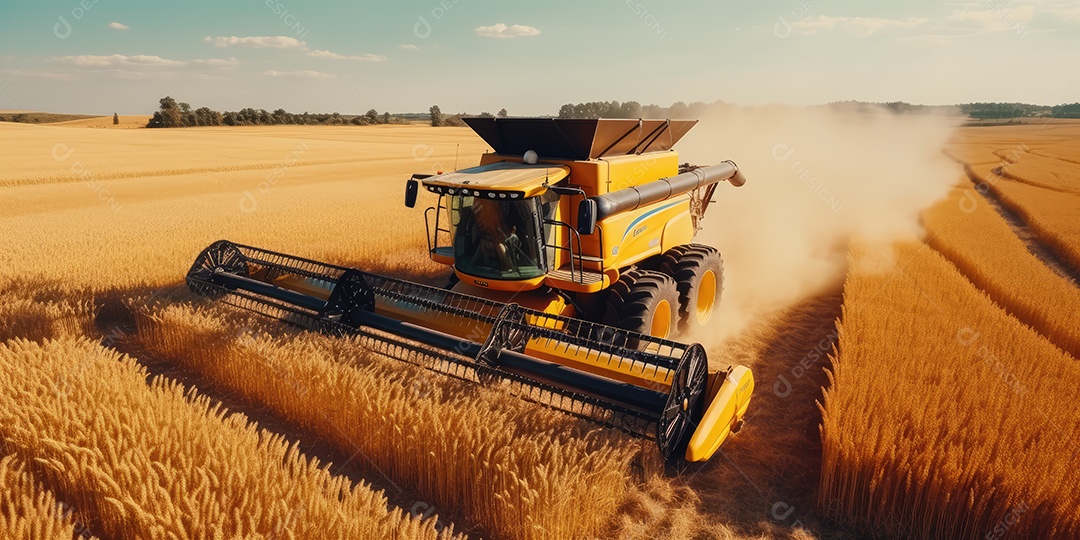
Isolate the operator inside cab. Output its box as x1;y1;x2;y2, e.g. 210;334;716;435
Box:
452;196;538;279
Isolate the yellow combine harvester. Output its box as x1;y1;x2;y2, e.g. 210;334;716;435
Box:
187;118;753;462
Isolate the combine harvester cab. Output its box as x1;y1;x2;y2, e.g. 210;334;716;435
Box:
187;117;753;462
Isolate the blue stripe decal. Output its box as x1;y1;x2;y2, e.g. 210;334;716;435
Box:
620;200;683;242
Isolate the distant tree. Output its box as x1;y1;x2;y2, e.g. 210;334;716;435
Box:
1053;103;1080;118
442;114;466;127
666;101;689;119
112;113;119;125
365;109;379;124
429;105;442;126
382;111;391;124
641;104;665;118
178;102;196;126
478;111;494;118
147;96;183;128
193;107;221;126
497;108;508;118
619;101;641;118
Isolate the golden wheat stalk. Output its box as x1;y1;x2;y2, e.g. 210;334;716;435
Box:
820;241;1080;538
923;185;1080;357
0;452;90;540
0;338;454;540
133;302;643;540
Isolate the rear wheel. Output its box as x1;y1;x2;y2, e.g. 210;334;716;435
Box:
603;269;680;339
660;244;724;332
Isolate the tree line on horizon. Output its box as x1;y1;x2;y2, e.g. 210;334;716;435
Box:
822;100;1080;119
428;105;507;126
145;97;514;128
140;96;1080;128
146;96;411;128
557;101;707;119
555;99;1080;120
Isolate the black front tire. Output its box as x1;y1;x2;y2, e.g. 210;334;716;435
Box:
602;268;680;339
659;244;724;332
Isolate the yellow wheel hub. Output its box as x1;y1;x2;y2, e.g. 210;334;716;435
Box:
652;299;672;339
695;270;717;325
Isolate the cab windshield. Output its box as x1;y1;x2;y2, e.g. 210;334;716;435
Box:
450;196;545;280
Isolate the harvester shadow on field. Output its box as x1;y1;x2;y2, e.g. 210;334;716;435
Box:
670;289;860;539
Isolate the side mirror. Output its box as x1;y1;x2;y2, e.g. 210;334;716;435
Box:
404;178;419;208
577;199;597;235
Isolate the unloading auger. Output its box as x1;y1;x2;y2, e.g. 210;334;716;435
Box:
186;117;754;462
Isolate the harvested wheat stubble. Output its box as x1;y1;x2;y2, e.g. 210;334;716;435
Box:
0;338;453;540
820;241;1080;539
923;186;1080;358
0;452;90;540
986;178;1080;273
133;302;647;540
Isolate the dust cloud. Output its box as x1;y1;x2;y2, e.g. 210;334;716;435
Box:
676;105;961;343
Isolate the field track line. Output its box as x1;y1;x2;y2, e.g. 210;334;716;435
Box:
1030;150;1080;167
990;157;1080;195
962;165;1080;287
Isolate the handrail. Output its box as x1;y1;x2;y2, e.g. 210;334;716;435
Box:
423;206;436;254
424;196;454;260
543;219;589;283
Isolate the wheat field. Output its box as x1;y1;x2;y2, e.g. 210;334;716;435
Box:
132;302;643;540
0;453;89;539
820;241;1080;538
995;151;1080;194
1;117;1078;539
0;338;452;539
988;179;1080;271
923;185;1080;357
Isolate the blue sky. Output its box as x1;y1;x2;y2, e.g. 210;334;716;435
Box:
1;0;1078;115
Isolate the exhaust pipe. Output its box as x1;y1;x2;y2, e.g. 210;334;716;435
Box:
590;160;745;222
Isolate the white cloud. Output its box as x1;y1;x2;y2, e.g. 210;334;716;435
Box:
205;36;305;48
475;23;541;38
48;54;239;77
192;57;241;68
263;70;335;79
791;16;928;37
205;35;386;61
307;49;386;61
885;1;1080;44
53;54;186;67
0;68;74;81
108;22;129;30
400;44;418;50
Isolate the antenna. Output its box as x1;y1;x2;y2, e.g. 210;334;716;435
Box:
454;144;459;170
